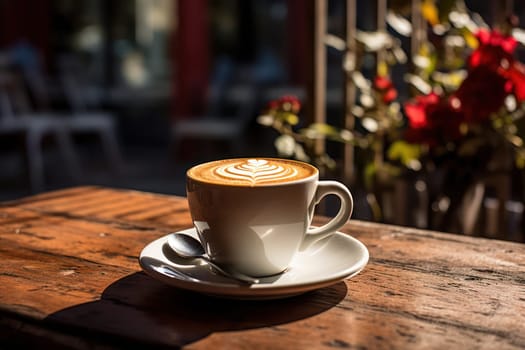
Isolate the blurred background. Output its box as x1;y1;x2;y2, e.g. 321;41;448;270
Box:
1;0;524;242
0;0;291;200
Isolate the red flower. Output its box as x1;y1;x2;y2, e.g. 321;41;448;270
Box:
267;95;302;114
405;93;440;129
374;76;398;104
502;61;525;102
476;28;517;53
461;28;525;117
454;65;508;122
404;93;464;147
374;76;393;90
278;95;301;114
403;28;525;149
382;88;398;104
468;29;517;71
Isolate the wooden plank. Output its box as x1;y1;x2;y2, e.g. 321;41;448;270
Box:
1;186;98;206
13;186;192;228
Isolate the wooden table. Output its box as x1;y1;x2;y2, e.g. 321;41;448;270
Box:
0;186;524;349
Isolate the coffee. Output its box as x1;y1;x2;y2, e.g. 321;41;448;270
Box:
187;158;317;186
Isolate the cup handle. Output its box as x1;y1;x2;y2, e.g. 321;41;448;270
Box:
301;181;353;250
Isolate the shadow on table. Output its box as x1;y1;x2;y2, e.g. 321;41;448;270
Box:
45;271;347;348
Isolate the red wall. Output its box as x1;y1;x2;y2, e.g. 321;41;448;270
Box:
172;0;210;118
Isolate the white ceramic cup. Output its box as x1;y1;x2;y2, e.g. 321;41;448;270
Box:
186;158;353;277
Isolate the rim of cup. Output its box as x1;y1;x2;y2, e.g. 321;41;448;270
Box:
186;157;320;188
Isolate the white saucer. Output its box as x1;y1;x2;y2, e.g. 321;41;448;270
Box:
139;228;369;299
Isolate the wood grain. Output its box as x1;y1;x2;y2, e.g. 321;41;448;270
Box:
0;186;524;349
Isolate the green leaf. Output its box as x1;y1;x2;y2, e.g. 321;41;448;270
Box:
516;150;525;168
301;123;340;138
424;52;437;76
364;162;376;191
366;193;382;221
387;141;422;169
460;27;478;49
276;112;299;125
431;70;467;90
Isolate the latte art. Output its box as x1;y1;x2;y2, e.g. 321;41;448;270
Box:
214;159;298;185
188;158;317;186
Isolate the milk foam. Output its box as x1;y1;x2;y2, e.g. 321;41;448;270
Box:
214;159;298;185
188;158;316;186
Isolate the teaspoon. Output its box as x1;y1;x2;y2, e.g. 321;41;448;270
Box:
167;232;259;284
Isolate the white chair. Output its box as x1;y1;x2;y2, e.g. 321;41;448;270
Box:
58;70;124;174
19;55;124;175
171;84;256;156
0;73;81;192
